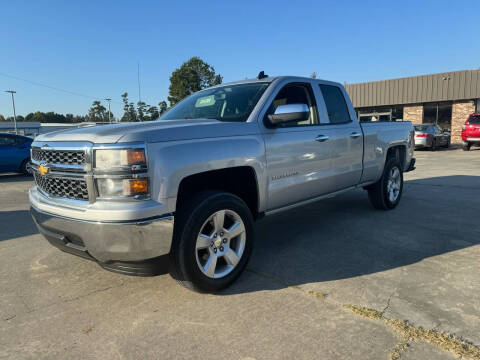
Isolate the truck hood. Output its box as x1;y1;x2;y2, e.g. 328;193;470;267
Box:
35;119;259;144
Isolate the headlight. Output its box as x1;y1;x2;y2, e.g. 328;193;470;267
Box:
96;178;149;198
94;146;149;200
95;148;146;169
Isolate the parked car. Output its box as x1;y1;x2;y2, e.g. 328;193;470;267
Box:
461;113;480;151
414;124;450;150
0;133;32;174
29;75;415;292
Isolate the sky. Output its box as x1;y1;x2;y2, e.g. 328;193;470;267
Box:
1;0;479;119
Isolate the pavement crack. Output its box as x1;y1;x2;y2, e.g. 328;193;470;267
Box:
344;304;480;360
25;283;124;314
3;314;16;321
382;293;394;315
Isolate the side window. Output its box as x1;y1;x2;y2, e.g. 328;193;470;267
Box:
14;137;28;145
319;84;351;124
265;83;318;127
0;136;15;146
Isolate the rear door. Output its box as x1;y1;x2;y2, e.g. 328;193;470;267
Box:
317;83;363;192
261;80;334;210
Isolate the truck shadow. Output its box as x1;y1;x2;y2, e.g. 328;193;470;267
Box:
0;173;33;183
0;210;38;241
223;175;480;295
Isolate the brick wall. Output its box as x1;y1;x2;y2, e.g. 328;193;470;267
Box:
451;100;475;143
403;105;423;124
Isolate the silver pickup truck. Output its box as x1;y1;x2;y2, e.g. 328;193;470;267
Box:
29;75;415;292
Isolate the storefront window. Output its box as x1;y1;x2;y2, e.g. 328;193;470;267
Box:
422;102;452;131
357;106;404;122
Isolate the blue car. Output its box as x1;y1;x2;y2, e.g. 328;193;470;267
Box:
0;133;33;174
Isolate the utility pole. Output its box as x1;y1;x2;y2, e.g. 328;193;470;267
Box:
137;62;141;103
105;98;112;123
5;90;17;134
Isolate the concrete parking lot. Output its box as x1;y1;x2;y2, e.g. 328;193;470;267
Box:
1;148;479;360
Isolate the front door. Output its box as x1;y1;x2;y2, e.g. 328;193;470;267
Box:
262;82;334;210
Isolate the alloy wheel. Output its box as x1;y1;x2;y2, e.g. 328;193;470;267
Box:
386;167;401;202
195;209;246;279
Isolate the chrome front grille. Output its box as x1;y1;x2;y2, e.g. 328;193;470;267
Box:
34;172;89;201
32;148;85;165
31;142;91;202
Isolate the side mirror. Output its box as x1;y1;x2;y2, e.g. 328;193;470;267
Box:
267;104;309;126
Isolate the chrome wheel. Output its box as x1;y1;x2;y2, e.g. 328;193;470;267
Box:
387;167;401;202
195;209;246;279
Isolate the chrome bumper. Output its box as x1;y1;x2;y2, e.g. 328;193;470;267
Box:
31;206;174;264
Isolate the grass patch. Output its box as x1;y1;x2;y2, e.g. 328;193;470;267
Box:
390;342;409;360
307;290;326;299
344;305;480;360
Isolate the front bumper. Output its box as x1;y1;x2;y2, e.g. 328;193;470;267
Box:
31;206;174;275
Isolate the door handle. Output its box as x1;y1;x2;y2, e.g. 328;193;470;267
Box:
315;135;329;142
350;132;362;138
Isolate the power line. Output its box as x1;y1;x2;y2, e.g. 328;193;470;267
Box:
0;71;122;105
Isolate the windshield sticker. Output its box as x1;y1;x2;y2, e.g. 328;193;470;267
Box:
195;95;215;107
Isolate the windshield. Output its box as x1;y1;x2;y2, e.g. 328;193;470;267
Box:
469;115;480;124
160;82;269;122
414;125;432;132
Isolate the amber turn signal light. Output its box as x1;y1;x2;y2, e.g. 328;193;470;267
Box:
127;149;146;165
125;179;148;195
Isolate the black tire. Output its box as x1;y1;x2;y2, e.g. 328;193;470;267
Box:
169;191;254;293
462;143;471;151
444;139;450;148
367;157;403;210
431;140;436;151
19;158;29;174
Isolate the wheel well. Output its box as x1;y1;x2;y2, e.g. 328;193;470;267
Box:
386;146;406;168
176;167;260;219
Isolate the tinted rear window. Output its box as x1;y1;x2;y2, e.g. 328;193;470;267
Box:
414;125;431;132
319;84;351;124
469;115;480;124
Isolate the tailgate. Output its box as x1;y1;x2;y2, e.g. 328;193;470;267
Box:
466;123;480;138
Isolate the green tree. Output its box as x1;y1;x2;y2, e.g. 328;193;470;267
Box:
137;101;147;121
128;102;137;121
168;56;222;106
159;101;168;115
121;93;132;122
0;114;6;121
310;72;317;79
87;100;107;122
146;106;159;121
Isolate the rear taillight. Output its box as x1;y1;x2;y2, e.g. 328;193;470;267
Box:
416;134;428;137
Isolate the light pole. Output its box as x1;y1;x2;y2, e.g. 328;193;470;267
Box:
104;98;112;123
5;90;17;134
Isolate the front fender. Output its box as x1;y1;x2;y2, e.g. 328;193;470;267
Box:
147;135;267;212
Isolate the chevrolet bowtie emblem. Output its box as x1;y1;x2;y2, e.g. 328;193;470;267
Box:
38;164;49;176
